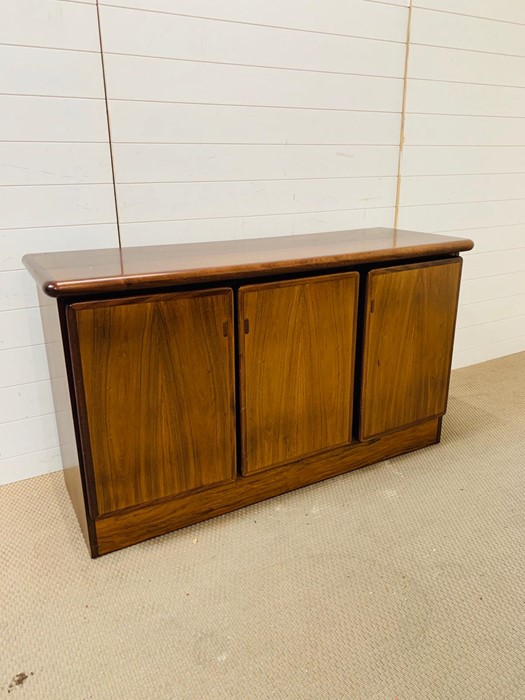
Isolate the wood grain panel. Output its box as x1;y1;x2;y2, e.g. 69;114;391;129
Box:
360;258;462;440
68;289;236;515
95;418;440;556
36;289;94;553
239;272;358;473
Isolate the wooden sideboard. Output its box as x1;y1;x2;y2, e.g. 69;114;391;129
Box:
24;228;473;557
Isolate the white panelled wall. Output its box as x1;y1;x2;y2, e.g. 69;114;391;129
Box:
98;0;407;243
398;1;525;367
0;0;118;484
1;0;524;484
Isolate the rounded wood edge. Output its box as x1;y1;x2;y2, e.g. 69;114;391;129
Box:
26;239;474;299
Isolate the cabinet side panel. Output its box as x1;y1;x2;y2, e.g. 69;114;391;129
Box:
360;257;462;439
239;272;359;473
37;288;95;554
69;289;236;515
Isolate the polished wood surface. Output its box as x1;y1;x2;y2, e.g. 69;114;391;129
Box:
67;289;236;516
239;272;358;473
36;289;96;554
23;227;473;297
25;228;470;556
95;418;440;555
359;258;462;440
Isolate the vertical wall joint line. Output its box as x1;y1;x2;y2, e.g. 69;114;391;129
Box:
96;1;122;252
394;0;413;234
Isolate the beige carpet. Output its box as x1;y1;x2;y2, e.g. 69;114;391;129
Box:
1;353;525;699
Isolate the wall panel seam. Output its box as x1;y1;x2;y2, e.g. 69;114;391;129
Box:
0;42;99;54
412;5;525;29
113;176;399;185
102;53;405;79
395;0;412;230
0;93;104;100
432;222;525;233
1;411;57;427
461;293;525;306
455;269;525;282
96;0;122;247
407;113;525;120
0;183;113;188
97;4;407;44
0;221;117;232
410;78;525;90
107;100;402;113
399;197;525;207
111;142;401;146
409;42;525;60
113;206;396;226
0;446;60;463
459;313;525;330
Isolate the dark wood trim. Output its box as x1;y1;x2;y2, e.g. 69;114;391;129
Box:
57;299;100;557
441;259;464;416
69;287;232;311
436;416;444;443
65;303;101;522
95;418;440;556
238;269;359;294
365;256;462;278
22;228;474;299
36;291;99;556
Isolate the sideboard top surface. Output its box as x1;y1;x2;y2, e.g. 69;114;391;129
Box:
23;227;473;297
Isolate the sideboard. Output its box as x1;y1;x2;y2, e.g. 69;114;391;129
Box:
23;228;474;557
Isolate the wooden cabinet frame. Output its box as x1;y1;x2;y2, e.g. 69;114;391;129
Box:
67;289;236;517
238;272;359;474
359;258;463;440
24;228;473;556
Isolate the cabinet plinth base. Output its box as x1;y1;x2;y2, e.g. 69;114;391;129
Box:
93;418;439;556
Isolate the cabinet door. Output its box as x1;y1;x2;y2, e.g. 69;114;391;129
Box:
360;258;462;440
68;289;235;516
239;272;358;474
